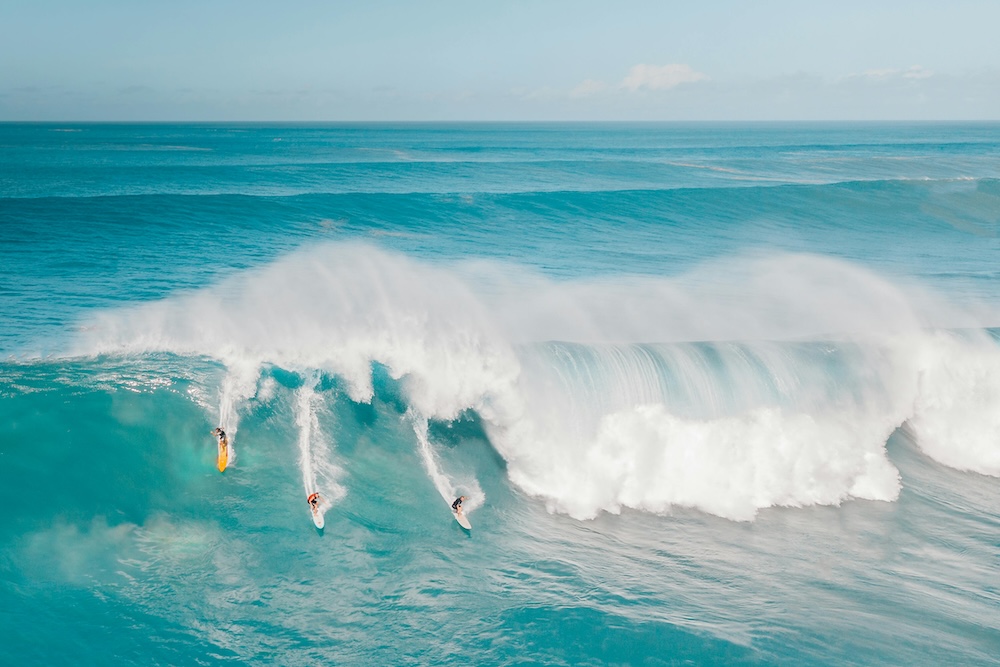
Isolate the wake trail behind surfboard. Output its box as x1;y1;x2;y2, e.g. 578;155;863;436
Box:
216;365;259;468
296;373;343;528
408;411;484;522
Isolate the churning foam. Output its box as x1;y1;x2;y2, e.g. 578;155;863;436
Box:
906;331;1000;476
72;243;1000;520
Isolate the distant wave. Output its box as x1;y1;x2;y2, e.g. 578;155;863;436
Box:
2;164;997;200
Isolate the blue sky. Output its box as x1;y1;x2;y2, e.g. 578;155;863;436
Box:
2;0;998;120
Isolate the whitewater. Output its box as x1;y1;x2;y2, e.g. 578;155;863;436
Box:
1;123;999;666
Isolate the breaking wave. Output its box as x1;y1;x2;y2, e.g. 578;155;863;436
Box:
69;243;1000;520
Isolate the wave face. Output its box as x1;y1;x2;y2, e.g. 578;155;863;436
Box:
2;123;1000;666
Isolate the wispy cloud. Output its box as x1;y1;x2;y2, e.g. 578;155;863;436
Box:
621;64;707;92
902;65;934;80
568;64;706;101
570;79;608;98
511;85;561;101
850;65;934;81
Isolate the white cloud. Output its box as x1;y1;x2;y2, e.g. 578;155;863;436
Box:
860;68;898;80
902;65;934;79
570;79;608;98
851;65;934;81
621;64;707;92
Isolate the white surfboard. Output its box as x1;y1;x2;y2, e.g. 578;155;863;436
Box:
453;510;471;530
308;494;326;530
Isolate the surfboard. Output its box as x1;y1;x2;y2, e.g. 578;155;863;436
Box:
217;438;228;473
307;493;325;529
453;510;471;530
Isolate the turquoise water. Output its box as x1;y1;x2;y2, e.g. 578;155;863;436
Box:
2;123;999;665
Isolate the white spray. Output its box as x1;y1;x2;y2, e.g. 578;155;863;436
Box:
214;360;261;466
295;372;345;523
409;411;484;515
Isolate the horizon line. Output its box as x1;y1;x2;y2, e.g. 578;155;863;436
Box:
2;118;999;125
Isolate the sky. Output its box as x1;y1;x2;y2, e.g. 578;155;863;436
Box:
1;0;998;121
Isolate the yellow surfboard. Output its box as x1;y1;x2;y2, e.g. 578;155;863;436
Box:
217;438;228;473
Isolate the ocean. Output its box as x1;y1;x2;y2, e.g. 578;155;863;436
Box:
1;122;999;666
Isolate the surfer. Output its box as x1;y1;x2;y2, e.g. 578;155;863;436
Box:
306;492;325;529
451;495;466;514
212;427;229;472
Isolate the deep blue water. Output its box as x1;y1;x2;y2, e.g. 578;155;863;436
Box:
1;123;999;666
